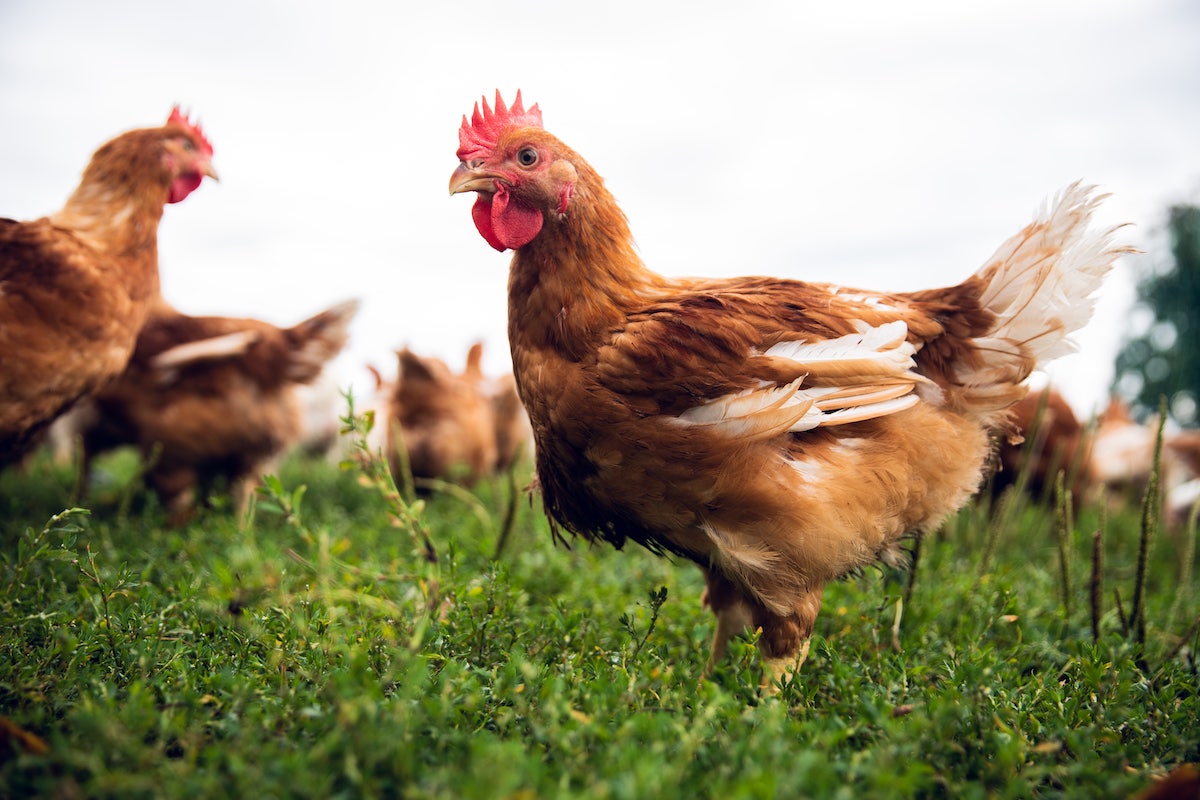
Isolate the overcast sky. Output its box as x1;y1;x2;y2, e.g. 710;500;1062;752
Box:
2;0;1198;417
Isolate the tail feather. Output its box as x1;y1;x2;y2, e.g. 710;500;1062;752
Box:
285;299;360;383
942;183;1133;423
975;182;1132;363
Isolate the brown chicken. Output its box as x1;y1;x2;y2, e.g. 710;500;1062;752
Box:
1087;399;1200;525
70;299;358;523
990;387;1090;507
449;91;1133;689
1168;430;1200;478
383;345;500;490
463;341;532;473
1087;396;1165;500
0;108;218;465
1166;431;1200;526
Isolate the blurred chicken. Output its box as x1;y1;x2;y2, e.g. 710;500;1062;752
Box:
1087;399;1200;525
1133;763;1200;800
383;346;499;490
464;341;532;472
0;108;217;465
1169;479;1200;527
450;91;1132;688
1088;397;1158;497
990;387;1090;507
70;299;358;523
1164;429;1200;526
1165;429;1200;479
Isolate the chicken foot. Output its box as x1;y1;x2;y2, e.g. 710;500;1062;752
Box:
702;568;824;694
754;584;825;693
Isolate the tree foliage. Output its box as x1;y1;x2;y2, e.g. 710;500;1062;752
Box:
1113;204;1200;424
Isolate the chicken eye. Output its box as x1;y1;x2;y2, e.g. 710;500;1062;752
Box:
516;147;539;168
181;139;195;152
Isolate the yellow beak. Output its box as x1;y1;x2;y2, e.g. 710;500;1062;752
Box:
449;162;498;195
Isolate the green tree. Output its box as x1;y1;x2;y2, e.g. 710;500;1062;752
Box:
1113;204;1200;424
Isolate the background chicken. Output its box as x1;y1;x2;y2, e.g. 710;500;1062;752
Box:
989;387;1090;508
1165;431;1200;526
0;108;217;465
382;345;501;491
988;390;1200;525
450;91;1132;689
1087;397;1159;499
67;298;358;524
1087;399;1200;525
463;341;532;474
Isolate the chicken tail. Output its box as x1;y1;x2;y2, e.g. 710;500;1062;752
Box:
284;299;361;383
975;182;1129;362
919;184;1133;425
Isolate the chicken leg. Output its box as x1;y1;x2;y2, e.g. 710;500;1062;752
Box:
704;568;824;693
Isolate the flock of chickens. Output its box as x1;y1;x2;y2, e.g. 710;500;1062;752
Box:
3;93;1173;689
995;388;1200;527
0;107;529;525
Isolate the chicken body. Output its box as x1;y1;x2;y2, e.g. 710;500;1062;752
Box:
0;109;217;465
463;341;532;474
1087;399;1200;524
385;345;502;489
380;341;530;492
71;299;358;523
991;387;1090;507
451;91;1131;688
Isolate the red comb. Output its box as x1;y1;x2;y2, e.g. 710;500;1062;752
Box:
457;90;543;161
167;105;213;156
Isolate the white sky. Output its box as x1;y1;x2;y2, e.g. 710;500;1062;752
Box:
2;0;1199;418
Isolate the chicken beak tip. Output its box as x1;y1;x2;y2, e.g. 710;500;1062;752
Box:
449;162;472;196
449;162;497;196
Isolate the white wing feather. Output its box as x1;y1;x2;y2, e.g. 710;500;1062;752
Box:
672;320;922;438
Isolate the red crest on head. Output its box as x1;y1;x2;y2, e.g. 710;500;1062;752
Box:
167;105;214;156
457;90;543;161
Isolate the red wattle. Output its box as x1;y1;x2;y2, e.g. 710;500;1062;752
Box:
168;173;203;204
472;196;507;251
471;188;544;252
489;187;543;250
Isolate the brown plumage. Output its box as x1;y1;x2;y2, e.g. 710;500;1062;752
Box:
1168;431;1200;478
1133;764;1200;800
990;387;1090;506
0;108;217;465
1087;396;1163;500
383;345;502;490
450;91;1132;689
1166;431;1200;526
463;341;532;473
1087;399;1200;525
70;299;358;523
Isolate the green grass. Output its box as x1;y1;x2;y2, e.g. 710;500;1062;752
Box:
1;433;1198;799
